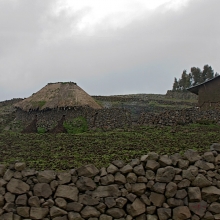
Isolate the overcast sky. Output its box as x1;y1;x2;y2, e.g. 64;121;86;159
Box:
0;0;219;101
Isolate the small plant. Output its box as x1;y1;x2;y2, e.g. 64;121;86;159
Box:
37;127;47;134
63;116;88;134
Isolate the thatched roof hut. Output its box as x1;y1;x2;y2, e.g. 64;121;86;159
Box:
15;82;102;111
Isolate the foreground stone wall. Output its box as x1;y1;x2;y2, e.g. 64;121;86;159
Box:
15;107;131;131
139;108;220;126
1;145;220;219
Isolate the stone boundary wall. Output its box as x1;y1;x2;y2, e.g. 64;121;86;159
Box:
93;96;196;107
165;91;197;100
1;145;220;219
139;108;220;126
15;107;132;131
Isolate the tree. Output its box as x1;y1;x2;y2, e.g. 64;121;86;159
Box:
172;77;179;91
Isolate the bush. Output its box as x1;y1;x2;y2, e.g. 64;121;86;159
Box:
63;116;88;134
37;127;47;134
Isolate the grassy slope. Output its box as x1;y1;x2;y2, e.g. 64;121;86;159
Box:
0;124;219;170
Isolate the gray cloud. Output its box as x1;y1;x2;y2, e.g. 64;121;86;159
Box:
0;0;220;100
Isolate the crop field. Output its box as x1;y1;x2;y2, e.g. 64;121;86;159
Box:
0;123;220;170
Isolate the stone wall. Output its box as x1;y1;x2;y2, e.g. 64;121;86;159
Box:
1;145;220;219
15;107;132;131
139;108;220;126
165;91;197;100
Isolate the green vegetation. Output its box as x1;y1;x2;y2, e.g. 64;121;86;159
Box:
37;127;47;134
0;124;220;170
31;101;46;108
63;116;88;134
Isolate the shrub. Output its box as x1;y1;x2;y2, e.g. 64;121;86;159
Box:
37;127;47;134
63;116;88;134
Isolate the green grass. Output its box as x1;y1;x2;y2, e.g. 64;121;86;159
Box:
0;123;220;170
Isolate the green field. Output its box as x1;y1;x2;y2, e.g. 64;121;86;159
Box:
0;123;219;170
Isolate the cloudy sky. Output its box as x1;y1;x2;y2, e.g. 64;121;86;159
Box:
0;0;219;101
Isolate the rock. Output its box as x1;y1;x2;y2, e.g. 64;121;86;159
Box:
16;207;30;218
100;174;114;185
115;197;127;208
156;166;175;183
210;143;220;152
120;164;133;174
104;197;116;208
173;206;191;220
149;192;165;207
158;155;172;167
208;202;220;214
126;173;137;183
28;196;41;207
189;200;207;217
77;164;99;177
68;212;84;220
165;182;177;198
37;170;56;183
106;208;125;218
55;198;67;209
177;179;191;188
114;172;126;184
146;160;160;171
126;198;145;217
202;186;220;203
167;198;184;207
57;172;71;185
133;164;145;176
147;152;159;160
0;194;4;207
146;214;158;220
50;206;67;217
99;214;113;220
30;207;49;219
131;183;146;196
188;187;201;202
184;150;201;163
107;164;119;174
80;206;100;218
192;174;212;187
66;202;83;212
33;183;52;198
130;158;140;167
14;162;26;171
203;152;215;163
21;169;36;177
79;194;99;206
140;194;151;206
175;189;187;199
146;170;155;180
3;169;14;181
1;212;14;220
112;160;125;168
15;194;27;206
157;208;171;220
195;160;214;171
4;192;15;203
0;164;6;177
178;159;189;169
7;178;30;194
182;170;196;181
203;211;214;220
92;185;120;198
76;176;96;191
152;182;166;194
126;193;137;202
55;185;79;201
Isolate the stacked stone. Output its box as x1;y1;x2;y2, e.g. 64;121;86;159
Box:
139;108;220;126
1;145;220;219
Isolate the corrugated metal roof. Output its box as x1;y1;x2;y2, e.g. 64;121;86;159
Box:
187;75;220;95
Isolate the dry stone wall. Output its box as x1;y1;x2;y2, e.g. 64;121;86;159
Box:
139;108;220;126
1;145;220;219
15;107;132;131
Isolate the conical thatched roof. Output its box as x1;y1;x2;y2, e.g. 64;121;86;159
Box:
15;82;102;111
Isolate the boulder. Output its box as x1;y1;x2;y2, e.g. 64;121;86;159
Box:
106;208;125;218
77;164;99;177
33;183;52;198
126;198;145;217
37;170;56;183
80;206;100;218
7;178;30;194
30;207;49;219
156;166;175;183
76;176;96;191
55;185;78;201
189;200;207;217
173;206;191;219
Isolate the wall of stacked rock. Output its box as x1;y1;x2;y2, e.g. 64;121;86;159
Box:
139;108;220;126
15;107;131;131
1;145;220;219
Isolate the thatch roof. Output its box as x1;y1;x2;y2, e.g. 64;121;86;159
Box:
15;82;102;111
